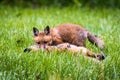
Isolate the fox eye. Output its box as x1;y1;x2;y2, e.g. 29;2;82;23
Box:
37;42;40;44
44;41;47;44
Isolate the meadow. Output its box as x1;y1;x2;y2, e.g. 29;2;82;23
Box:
0;5;120;80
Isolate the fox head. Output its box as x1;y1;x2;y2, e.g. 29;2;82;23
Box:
33;26;52;48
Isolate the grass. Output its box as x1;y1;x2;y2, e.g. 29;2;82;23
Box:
0;5;120;80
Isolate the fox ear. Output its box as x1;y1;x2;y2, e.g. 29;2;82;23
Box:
33;27;39;36
44;26;50;35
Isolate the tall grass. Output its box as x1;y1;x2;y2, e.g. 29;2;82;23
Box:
0;6;120;80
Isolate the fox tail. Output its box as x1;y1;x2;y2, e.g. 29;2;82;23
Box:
87;32;104;50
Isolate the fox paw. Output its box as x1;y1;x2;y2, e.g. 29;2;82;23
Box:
95;53;106;60
24;48;31;53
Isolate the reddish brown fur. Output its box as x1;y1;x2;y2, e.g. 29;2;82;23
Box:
33;23;104;50
50;24;87;46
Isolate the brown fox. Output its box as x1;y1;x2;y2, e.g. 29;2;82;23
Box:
33;23;104;50
24;43;105;60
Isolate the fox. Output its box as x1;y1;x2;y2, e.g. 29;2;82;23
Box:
24;43;105;61
33;23;104;50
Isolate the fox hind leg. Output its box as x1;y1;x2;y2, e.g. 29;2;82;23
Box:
86;50;106;60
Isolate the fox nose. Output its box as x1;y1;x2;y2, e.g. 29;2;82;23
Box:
43;45;46;49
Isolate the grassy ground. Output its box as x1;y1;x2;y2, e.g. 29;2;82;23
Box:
0;5;120;80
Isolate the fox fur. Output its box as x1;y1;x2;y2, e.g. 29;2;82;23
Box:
24;43;105;61
33;23;104;50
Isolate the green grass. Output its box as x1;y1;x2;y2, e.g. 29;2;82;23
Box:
0;5;120;80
